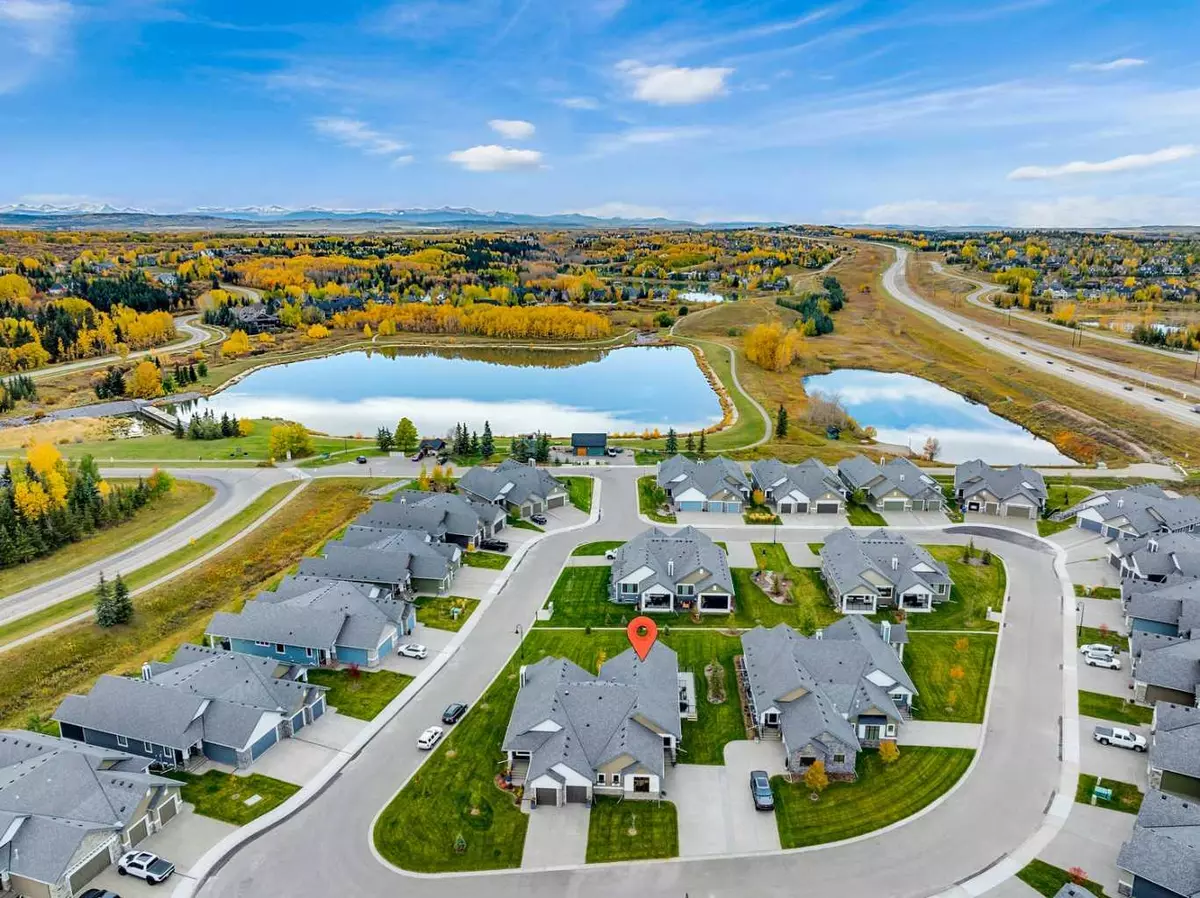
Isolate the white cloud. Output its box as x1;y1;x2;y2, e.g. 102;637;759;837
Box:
588;125;710;157
853;200;983;226
488;119;535;140
575;202;670;220
560;96;600;110
1070;57;1146;72
1012;195;1200;228
447;144;543;171
0;0;74;93
1008;144;1196;180
311;117;408;158
616;60;732;105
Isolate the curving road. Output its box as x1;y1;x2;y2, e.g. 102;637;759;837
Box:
880;245;1200;430
26;314;220;382
193;466;1064;898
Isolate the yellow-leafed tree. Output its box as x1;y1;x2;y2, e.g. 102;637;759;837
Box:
128;361;164;398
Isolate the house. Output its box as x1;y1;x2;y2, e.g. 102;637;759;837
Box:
1117;789;1200;898
837;455;944;512
1109;532;1200;582
296;544;415;597
415;438;446;459
571;432;607;457
333;527;461;594
0;730;183;898
388;489;506;546
206;575;415;669
609;526;734;614
819;528;953;614
749;458;846;514
953;460;1047;519
1129;631;1200;707
1125;579;1200;638
1148;702;1200;799
501;642;683;806
458;459;567;519
1076;485;1200;539
656;455;750;513
228;302;281;331
740;618;917;778
55;644;326;770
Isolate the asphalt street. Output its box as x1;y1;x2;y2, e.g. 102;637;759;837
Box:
25;314;218;382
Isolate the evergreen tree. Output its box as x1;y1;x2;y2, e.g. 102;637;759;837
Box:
535;432;550;464
111;573;133;625
686;432;696;453
697;430;707;456
776;404;789;437
665;428;678;455
480;421;494;460
94;573;118;627
376;426;394;452
188;363;197;383
197;360;208;378
173;418;185;439
470;431;480;456
511;435;529;463
220;413;233;437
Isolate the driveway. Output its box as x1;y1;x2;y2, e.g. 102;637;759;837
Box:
453;566;503;598
542;505;589;531
381;624;455;675
676;511;744;528
1077;657;1133;698
780;541;820;567
1079;715;1150;787
885;510;952;528
671;741;783;857
1037;803;1136;897
725;541;755;568
521;804;589;869
961;511;1039;534
223;708;364;784
1068;558;1121;589
899;721;982;749
1079;596;1125;633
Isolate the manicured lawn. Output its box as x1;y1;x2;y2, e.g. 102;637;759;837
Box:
906;633;997;723
1076;774;1144;814
415;595;479;632
1078;690;1153;726
771;747;974;848
1017;859;1111;898
901;547;1006;632
1044;483;1094;514
742;504;781;525
166;770;299;825
846;500;886;526
507;518;542;532
638;476;676;523
0;479;214;600
561;476;594;513
306;668;413;721
1077;625;1125;651
586;798;678;863
1037;518;1073;538
807;542;823;554
463;550;510;570
572;540;623;556
1075;585;1120;600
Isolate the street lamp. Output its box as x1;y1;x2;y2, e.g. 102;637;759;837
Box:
1077;601;1084;639
515;624;524;661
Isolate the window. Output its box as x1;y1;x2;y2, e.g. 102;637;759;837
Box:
596;773;606;785
275;644;286;654
832;753;845;764
305;647;314;659
676;584;695;596
116;734;128;748
255;641;270;647
144;742;153;752
886;724;896;737
620;582;639;595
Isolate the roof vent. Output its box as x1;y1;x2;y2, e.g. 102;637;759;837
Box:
1117;498;1125;508
667;559;675;577
891;556;899;571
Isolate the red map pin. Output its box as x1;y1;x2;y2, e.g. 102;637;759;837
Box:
627;616;658;661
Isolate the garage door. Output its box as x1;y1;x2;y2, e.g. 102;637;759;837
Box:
882;499;905;511
816;502;839;514
678;501;704;512
724;501;742;513
778;501;793;513
68;842;114;894
127;816;149;846
548;495;565;508
158;795;180;826
312;696;325;719
535;787;558;807
985;502;1000;515
1080;517;1102;532
565;785;589;803
1005;504;1033;519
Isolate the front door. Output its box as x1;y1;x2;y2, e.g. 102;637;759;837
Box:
632;776;651;793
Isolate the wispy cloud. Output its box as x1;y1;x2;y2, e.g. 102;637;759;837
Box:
589;125;710;157
616;60;732;105
488;118;535;140
310;117;409;160
1008;144;1196;180
853;199;982;226
1070;57;1146;72
447;144;543;171
0;0;74;93
559;96;600;110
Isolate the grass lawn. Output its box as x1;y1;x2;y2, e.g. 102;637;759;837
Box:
771;747;974;848
1078;625;1125;651
306;668;412;720
847;500;886;526
507;518;542;532
1044;483;1094;514
415;595;479;632
463;550;510;570
0;479;214;600
1037;519;1074;538
586;798;678;863
1075;585;1120;600
638;476;676;523
166;770;299;825
1076;774;1144;814
572;540;623;556
1078;690;1153;726
907;633;997;723
1017;859;1111;898
561;476;594;513
901;547;1006;632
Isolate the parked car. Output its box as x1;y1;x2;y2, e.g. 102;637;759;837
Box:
355;455;368;464
117;851;175;884
479;538;508;552
398;644;427;659
417;726;444;750
749;769;774;811
1193;404;1200;414
1123;385;1134;391
531;513;548;525
604;548;619;560
441;702;467;724
1154;396;1165;402
1079;643;1116;656
79;890;122;898
1084;650;1121;669
1093;725;1147;752
410;453;422;462
606;447;621;457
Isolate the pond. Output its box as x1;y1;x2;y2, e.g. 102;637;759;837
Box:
802;369;1075;465
177;345;723;438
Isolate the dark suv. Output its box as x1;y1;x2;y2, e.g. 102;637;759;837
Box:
749;769;774;811
441;702;467;724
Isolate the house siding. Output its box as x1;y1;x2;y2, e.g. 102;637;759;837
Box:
228;637;322;667
1130;874;1187;898
1130;619;1179;637
60;723;180;765
338;646;374;667
203;742;240;766
1159;770;1200;800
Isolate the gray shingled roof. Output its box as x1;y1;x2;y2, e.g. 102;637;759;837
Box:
54;675;207;751
1135;636;1200;694
656;455;750;500
353;502;449;539
1151;702;1200;780
611;525;734;595
954;459;1047;505
820;527;952;598
147;643;323;716
750;458;844;505
1117;789;1200;897
390;489;504;533
1088;487;1200;537
297;544;413;586
837;455;941;503
248;576;409;651
208;601;345;651
331;528;459;583
458;459;564;507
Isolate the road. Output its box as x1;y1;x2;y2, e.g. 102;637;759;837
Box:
194;465;1065;898
25;314;219;382
881;245;1200;430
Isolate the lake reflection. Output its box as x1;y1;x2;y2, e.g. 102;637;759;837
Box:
803;369;1075;465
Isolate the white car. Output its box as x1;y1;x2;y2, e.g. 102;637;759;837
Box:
1093;726;1147;752
604;548;619;560
1079;643;1116;656
1084;651;1121;670
117;850;175;884
398;644;427;659
417;726;444;750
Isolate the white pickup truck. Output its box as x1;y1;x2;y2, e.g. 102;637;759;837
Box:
1093;725;1147;752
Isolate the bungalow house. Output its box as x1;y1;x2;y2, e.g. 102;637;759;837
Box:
0;731;183;898
749;458;846;515
206;575;415;669
819;528;952;614
571;432;607;457
387;489;506;547
502;642;683;806
1148;702;1200;799
953;459;1047;519
1076;485;1200;539
296;544;415;597
1125;579;1200;638
55;645;326;770
458;459;568;519
741;618;917;778
609;526;734;614
334;526;461;594
1108;532;1200;582
656;455;750;513
228;302;281;332
1117;790;1200;898
414;438;446;459
837;455;944;513
1129;631;1200;707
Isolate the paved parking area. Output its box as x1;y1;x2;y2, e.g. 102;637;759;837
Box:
1055;530;1110;559
726;541;755;568
453;566;503;598
778;512;848;529
671;741;783;857
381;623;455;675
1079;715;1150;786
1080;596;1125;633
1077;658;1132;698
961;511;1040;533
900;721;982;749
1068;560;1121;589
886;510;953;528
676;511;744;527
780;542;820;567
521;803;589;868
542;505;589;530
1038;803;1136;897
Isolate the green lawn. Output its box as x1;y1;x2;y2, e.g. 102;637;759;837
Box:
0;479;215;600
586;798;678;863
901;547;1006;632
307;668;412;720
166;770;299;825
1078;625;1125;651
771;747;974;848
463;550;510;570
906;633;997;723
742;505;781;525
507;518;542;532
807;542;823;554
1037;519;1073;538
637;475;676;523
1075;585;1120;600
846;500;886;526
1078;690;1153;726
1016;860;1111;898
415;595;479;632
1044;483;1094;514
1076;774;1144;814
572;540;623;556
561;476;594;513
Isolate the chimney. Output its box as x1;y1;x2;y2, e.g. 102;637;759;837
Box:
1117;498;1124;509
891;555;899;571
519;665;528;689
667;558;675;577
899;473;905;482
814;629;823;640
141;663;153;682
880;620;892;643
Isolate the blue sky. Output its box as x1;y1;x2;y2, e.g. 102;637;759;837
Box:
2;0;1199;226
